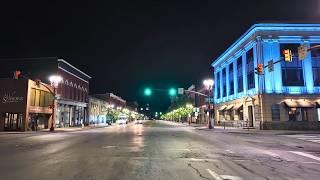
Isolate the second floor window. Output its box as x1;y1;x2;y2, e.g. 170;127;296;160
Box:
229;63;234;95
222;68;226;97
312;44;320;86
237;57;243;92
246;49;255;90
216;74;220;99
281;44;304;86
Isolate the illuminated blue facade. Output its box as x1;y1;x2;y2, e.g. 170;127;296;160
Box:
212;24;320;104
211;24;320;130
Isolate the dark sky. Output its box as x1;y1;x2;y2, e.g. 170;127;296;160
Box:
1;0;320;112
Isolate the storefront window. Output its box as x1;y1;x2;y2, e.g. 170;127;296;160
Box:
4;113;23;130
288;108;308;121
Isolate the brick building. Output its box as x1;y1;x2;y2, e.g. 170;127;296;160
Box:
0;58;91;128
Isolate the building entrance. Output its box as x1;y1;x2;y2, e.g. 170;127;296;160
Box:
4;113;23;131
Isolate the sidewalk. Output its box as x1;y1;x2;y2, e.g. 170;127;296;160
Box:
41;124;110;133
0;124;110;134
160;120;320;135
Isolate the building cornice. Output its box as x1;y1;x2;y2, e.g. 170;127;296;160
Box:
211;23;320;68
58;59;92;79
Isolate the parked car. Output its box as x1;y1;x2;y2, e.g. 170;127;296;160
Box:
116;117;128;124
135;119;143;124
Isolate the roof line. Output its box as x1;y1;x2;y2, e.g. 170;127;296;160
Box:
211;23;320;67
58;59;92;79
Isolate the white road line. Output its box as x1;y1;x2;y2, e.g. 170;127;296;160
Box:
207;169;224;180
221;175;243;180
309;140;320;143
290;151;320;162
302;161;320;165
263;150;280;158
226;149;234;154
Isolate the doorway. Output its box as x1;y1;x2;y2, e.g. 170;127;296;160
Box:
4;113;23;131
248;105;254;127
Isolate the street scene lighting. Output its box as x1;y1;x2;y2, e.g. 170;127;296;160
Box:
2;2;320;180
169;88;177;96
144;88;152;96
203;79;214;90
49;75;63;88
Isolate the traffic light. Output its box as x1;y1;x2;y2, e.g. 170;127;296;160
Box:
144;88;152;96
13;70;21;79
169;88;177;96
283;49;293;62
257;63;264;74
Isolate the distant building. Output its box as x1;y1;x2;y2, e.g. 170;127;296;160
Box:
0;78;54;131
211;23;320;130
185;84;211;124
0;58;91;128
88;96;110;125
93;93;126;109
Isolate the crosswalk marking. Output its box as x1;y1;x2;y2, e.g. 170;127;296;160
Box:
280;134;320;144
290;151;320;162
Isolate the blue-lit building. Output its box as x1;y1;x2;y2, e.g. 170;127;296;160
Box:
212;23;320;130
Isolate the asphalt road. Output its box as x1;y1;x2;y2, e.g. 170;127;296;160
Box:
1;120;320;180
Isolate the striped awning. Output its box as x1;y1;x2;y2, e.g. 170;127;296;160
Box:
219;106;226;111
232;104;243;110
284;100;314;108
225;105;234;111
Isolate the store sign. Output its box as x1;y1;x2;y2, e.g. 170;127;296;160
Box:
29;106;52;114
2;91;24;104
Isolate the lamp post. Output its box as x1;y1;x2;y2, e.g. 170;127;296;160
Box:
49;75;63;131
203;79;214;129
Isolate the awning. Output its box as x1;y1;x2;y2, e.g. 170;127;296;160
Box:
284;100;315;108
232;104;243;110
225;105;234;111
218;106;226;111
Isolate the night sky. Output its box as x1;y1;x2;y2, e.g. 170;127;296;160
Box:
1;0;320;112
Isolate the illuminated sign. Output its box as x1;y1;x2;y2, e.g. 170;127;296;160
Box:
2;91;24;104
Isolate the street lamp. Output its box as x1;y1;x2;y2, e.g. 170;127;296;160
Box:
49;75;63;131
203;78;214;129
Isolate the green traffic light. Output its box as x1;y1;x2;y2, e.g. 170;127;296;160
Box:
169;88;177;96
144;88;152;96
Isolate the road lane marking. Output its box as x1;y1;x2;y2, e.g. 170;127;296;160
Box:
207;169;224;180
226;149;234;154
221;175;243;180
102;146;117;149
290;151;320;162
263;150;280;158
301;161;320;165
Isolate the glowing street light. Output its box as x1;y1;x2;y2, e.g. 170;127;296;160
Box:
144;88;152;96
203;78;214;129
203;79;214;90
169;88;177;96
